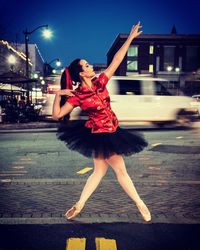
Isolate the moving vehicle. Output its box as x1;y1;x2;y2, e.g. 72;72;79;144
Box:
42;76;197;126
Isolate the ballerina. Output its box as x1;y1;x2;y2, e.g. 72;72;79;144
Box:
52;21;151;222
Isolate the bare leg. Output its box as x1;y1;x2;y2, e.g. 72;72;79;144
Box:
106;154;151;221
65;157;108;219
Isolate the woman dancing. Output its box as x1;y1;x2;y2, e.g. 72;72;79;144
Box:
52;21;151;222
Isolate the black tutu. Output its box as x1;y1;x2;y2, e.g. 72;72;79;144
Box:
56;121;148;158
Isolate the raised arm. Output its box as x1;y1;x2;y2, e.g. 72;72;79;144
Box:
52;89;75;120
104;21;142;79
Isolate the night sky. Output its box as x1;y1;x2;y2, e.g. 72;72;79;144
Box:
0;0;199;67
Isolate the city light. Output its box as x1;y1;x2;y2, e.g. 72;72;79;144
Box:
167;65;173;72
7;55;16;64
42;29;52;39
56;60;61;67
175;67;180;72
33;73;39;79
32;87;41;91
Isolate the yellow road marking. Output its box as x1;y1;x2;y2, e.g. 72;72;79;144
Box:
95;238;117;250
66;238;86;250
77;167;93;175
151;143;162;147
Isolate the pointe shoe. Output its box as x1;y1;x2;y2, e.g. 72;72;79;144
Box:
65;202;84;220
136;200;151;222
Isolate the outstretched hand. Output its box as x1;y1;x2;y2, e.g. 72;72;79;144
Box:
129;21;142;39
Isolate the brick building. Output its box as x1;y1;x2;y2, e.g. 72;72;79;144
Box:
107;32;200;95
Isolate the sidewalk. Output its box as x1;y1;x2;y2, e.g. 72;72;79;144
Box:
0;176;200;225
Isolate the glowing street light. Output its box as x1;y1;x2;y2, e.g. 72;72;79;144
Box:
43;58;61;76
42;29;52;39
167;65;173;72
7;55;16;65
33;73;39;79
56;60;61;67
47;58;61;67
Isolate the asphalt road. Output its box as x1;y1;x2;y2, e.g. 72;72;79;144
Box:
0;126;200;250
1;223;200;250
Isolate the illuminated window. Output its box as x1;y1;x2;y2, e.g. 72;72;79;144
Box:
149;46;154;54
149;64;154;73
127;45;138;72
127;46;138;56
127;60;138;71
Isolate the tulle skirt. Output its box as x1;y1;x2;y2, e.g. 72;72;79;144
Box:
56;121;148;158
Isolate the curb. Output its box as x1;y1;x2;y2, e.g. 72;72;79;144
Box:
0;122;200;133
0;213;199;225
0;128;58;133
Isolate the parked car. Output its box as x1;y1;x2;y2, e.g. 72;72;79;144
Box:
43;75;197;126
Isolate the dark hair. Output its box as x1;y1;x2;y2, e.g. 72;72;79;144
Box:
68;58;83;82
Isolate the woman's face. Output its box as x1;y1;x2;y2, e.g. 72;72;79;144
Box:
79;59;95;78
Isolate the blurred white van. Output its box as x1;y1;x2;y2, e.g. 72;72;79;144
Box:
70;76;197;126
43;75;197;126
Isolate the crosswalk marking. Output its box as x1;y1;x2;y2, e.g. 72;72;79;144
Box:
77;167;93;174
66;238;86;250
95;238;117;250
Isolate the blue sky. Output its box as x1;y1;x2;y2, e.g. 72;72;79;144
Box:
0;0;199;67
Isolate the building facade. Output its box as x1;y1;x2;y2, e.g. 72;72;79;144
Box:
0;40;44;77
107;33;200;95
16;43;44;76
0;40;29;75
0;40;44;104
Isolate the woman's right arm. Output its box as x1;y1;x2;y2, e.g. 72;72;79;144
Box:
52;89;74;120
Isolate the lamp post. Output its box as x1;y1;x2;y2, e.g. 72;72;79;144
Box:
44;58;61;76
48;58;61;67
23;24;51;104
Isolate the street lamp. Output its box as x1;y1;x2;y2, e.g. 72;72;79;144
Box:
48;58;61;67
167;65;173;72
44;58;61;76
23;24;52;104
7;54;16;65
7;54;17;71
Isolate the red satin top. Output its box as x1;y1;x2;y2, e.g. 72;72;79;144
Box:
67;73;119;133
